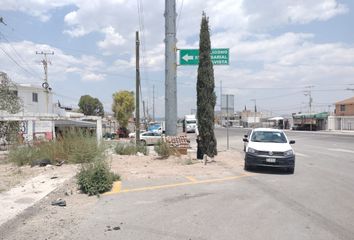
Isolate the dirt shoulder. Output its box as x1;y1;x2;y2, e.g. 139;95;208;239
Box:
109;149;245;181
0;152;77;193
0;148;245;240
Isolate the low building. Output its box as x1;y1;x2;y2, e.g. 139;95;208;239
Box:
1;73;103;143
292;112;329;131
335;96;354;116
241;110;262;128
328;96;354;131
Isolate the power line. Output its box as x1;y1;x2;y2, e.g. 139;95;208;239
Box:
0;45;41;80
177;0;184;31
136;0;150;113
0;32;42;79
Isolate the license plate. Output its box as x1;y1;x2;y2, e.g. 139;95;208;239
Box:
266;158;276;163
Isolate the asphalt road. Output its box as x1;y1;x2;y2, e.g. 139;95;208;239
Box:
71;128;354;240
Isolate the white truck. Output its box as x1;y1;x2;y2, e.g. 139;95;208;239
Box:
183;115;197;133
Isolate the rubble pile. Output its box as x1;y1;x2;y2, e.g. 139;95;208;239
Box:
164;136;190;154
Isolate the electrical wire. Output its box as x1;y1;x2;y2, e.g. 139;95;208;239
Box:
177;0;184;31
0;32;42;79
0;45;41;81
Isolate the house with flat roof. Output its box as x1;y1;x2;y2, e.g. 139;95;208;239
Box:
328;96;354;131
335;96;354;116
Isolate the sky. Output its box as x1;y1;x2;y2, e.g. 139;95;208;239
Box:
0;0;353;118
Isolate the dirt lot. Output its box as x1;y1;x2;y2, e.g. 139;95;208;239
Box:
109;150;245;181
0;152;77;193
0;149;245;240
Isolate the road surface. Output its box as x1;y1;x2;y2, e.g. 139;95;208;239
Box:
69;128;354;240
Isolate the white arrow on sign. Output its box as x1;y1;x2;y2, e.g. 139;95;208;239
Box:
182;54;194;62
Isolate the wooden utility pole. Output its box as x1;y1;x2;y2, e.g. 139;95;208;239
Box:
135;31;141;143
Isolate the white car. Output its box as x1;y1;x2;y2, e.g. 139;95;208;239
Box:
140;131;162;145
128;130;146;138
243;128;296;173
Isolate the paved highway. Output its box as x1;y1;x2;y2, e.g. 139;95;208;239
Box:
71;128;354;240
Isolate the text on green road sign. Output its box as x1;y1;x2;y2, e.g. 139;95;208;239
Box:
179;48;229;65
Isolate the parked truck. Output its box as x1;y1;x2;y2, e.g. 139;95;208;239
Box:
148;121;165;134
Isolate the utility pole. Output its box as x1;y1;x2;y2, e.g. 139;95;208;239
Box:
220;80;222;125
226;94;229;150
135;31;140;143
251;99;257;128
146;99;150;122
36;51;54;114
165;0;177;136
304;86;314;131
153;84;155;122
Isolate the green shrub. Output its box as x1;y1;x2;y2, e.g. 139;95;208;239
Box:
60;130;104;163
154;141;172;159
8;145;39;166
136;143;148;155
8;129;105;166
115;142;148;155
77;160;120;196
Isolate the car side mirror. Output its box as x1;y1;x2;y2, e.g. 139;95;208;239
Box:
289;140;295;144
244;135;248;138
243;138;248;142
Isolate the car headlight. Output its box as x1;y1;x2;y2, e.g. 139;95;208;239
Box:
284;150;294;156
247;147;257;154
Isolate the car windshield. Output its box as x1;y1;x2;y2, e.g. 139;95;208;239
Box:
251;131;287;143
186;120;196;124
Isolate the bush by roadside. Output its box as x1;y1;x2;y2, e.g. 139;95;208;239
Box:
115;142;148;155
154;141;178;159
77;160;120;196
8;130;104;166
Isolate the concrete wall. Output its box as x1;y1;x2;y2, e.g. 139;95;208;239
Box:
328;116;354;131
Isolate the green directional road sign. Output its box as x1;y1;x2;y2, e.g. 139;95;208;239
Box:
179;48;229;65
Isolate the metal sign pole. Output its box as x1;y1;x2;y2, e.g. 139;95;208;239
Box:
226;95;229;150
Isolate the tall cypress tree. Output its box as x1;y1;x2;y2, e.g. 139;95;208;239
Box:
197;12;217;158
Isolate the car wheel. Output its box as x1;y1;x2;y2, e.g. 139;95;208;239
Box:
140;140;146;145
287;167;295;174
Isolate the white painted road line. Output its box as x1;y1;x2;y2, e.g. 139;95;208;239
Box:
328;148;354;154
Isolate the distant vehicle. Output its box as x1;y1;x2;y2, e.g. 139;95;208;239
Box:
148;122;165;134
140;131;162;145
243;128;296;174
117;127;129;138
183;115;197;133
103;132;116;140
128;130;146;138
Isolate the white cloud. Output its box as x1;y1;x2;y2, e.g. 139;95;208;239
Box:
97;26;126;52
0;41;107;84
81;72;106;82
0;0;75;22
242;0;348;30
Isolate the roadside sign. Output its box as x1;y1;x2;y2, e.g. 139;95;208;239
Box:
179;48;229;65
